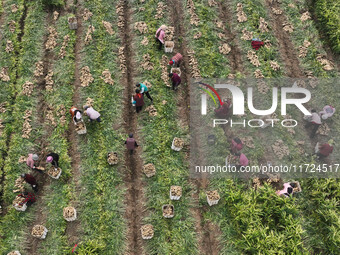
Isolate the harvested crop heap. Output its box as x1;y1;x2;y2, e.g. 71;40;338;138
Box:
57;104;67;125
31;225;46;238
155;2;165;19
48;166;62;178
46;27;58;50
34;61;44;77
187;50;201;78
173;137;184;149
257;80;269;94
241;28;253;41
12;196;25;207
0;67;10;82
163;205;174;217
145;105;157;117
254;69;264;79
296;140;305;154
206;190;220;200
282;22;294;33
46;105;56;126
272;140;289;159
270;61;280;71
6;40;14;53
7;251;21;255
247;51;261;67
118;47;127;74
116;1;124;28
83;8;93;21
300;11;311;22
85;25;95;45
298;40;311;58
53;11;59;21
219;43;231;55
59;35;70;59
218;33;227;40
18;156;27;163
164;26;174;41
11;4;18;12
317;123;330;136
141;54;154;71
13;177;25;193
85;97;94;107
22;110;32;139
259;17;269;33
141;36;149;46
187;0;200;26
161;55;171;87
0;120;4;136
316;55;334;71
80;66;94;87
75;121;85;131
45;70;54;91
141;224;154;238
194;31;202;39
22;81;34;96
171;67;181;76
142;163;156;177
107;152;118;165
237;3;247;23
101;69;114;85
134;21;148;34
242;136;255;148
208;0;217;6
272;7;282;15
170;186;182;196
215;20;223;29
9;20;16;33
0;102;6;113
264;39;272;48
63;206;76;218
102;21;114;35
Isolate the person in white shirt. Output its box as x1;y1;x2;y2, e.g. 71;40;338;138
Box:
84;105;101;122
304;109;321;138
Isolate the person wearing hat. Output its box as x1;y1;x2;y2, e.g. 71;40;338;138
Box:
21;173;38;192
319;105;335;120
70;106;83;125
155;24;167;50
133;89;144;113
46;152;59;170
169;72;181;91
84;105;101;122
26;153;39;169
136;83;153;102
315;140;334;159
169;53;183;67
124;133;139;155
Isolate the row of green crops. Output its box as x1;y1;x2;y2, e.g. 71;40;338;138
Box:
0;0;26;207
279;0;337;77
132;0;198;254
72;0;127;253
312;0;340;54
0;0;47;253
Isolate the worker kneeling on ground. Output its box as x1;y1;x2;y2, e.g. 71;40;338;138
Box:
46;152;60;170
26;153;43;173
70;106;83;125
169;53;183;67
21;173;38;192
17;192;36;207
215;98;232;118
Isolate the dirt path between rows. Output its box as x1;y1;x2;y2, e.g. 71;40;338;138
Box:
24;8;59;255
265;0;304;78
168;0;222;254
117;0;145;254
64;0;83;246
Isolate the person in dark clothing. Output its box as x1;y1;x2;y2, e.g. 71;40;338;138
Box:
133;89;144;113
17;192;36;206
46;152;59;169
21;173;38;192
125;133;139;155
214;99;231;118
169;73;181;91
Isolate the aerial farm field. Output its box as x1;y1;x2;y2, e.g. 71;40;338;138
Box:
0;0;339;254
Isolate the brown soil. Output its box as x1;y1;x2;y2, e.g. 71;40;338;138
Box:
64;0;84;245
117;0;145;254
265;0;304;78
217;0;245;74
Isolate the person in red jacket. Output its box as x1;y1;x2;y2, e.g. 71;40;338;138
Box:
21;173;38;192
169;73;181;91
133;89;144;113
214;99;231;118
316;141;334;159
231;137;243;154
17;192;36;206
125;133;139;155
